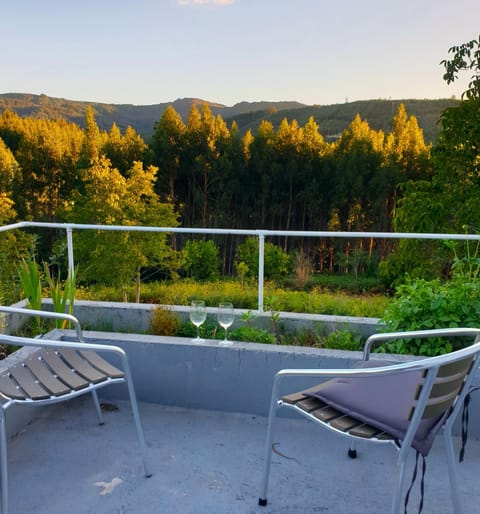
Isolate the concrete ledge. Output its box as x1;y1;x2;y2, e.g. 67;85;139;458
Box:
41;299;383;336
54;330;480;438
2;329;480;440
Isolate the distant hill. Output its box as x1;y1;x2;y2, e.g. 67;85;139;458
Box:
0;93;458;143
0;93;305;140
226;98;459;143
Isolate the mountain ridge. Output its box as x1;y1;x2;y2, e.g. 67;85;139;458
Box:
0;92;458;142
0;93;305;134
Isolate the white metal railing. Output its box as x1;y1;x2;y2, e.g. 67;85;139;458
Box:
2;221;480;312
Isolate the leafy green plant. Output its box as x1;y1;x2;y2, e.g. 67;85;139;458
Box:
150;306;182;336
176;315;218;339
18;259;43;331
181;239;220;281
381;277;480;355
44;264;77;328
446;238;480;280
18;259;42;310
229;326;276;344
236;237;291;281
323;330;363;351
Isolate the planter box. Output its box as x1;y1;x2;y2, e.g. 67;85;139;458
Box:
34;299;383;337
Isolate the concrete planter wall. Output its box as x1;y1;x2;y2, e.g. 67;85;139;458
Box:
5;299;382;337
4;300;480;439
2;324;480;440
55;330;480;439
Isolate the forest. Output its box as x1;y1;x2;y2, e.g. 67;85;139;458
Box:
0;36;479;307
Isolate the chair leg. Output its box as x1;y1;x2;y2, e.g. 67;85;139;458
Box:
348;441;357;459
390;448;410;514
0;410;9;514
123;361;152;478
443;426;464;514
258;394;279;506
91;390;105;425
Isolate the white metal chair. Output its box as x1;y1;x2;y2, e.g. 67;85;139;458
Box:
0;306;152;514
258;328;480;514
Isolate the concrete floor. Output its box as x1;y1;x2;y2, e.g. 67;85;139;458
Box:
6;397;480;514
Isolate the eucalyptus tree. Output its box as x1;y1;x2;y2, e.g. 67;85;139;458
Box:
102;123;147;176
0;113;84;221
0;136;34;302
0;136;16;195
248;119;276;228
329;114;385;272
65;157;179;301
274;118;303;242
382;36;480;285
150;105;186;202
79;106;105;166
181;104;231;227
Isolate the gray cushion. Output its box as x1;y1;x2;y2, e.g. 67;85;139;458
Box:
306;360;445;456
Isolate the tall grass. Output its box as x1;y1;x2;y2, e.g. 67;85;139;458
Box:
78;279;389;318
44;264;77;328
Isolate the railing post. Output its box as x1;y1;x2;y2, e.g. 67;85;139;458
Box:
258;233;265;313
66;226;75;276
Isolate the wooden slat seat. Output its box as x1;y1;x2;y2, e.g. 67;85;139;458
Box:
0;349;124;401
56;348;110;383
282;390;394;441
0;347;124;403
23;354;71;396
0;374;28;401
80;350;125;379
0;306;152;514
7;365;50;400
38;349;90;391
259;328;480;514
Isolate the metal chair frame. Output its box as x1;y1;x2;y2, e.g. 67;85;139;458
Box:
258;328;480;514
0;306;151;514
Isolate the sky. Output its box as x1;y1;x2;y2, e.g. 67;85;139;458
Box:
2;0;479;107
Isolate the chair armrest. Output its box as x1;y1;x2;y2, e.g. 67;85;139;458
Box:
273;327;480;392
0;333;128;369
0;306;84;341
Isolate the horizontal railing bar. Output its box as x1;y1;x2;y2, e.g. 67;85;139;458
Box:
3;221;480;314
1;221;480;241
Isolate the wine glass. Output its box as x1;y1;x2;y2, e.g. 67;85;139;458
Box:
217;302;234;345
189;300;207;343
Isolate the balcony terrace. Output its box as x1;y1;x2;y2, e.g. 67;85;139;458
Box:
2;329;480;514
2;222;480;513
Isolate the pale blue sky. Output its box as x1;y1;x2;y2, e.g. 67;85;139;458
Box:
2;0;479;106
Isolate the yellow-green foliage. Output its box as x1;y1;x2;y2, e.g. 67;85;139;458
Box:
265;287;388;318
150;306;181;336
78;279;388;318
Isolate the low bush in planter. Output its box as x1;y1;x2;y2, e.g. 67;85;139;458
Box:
381;277;480;356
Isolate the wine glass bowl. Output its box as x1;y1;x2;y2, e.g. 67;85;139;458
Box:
189;300;207;342
217;302;234;345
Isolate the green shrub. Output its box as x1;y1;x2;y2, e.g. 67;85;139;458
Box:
182;240;220;281
150;306;182;336
323;330;363;351
236;237;291;281
176;316;218;339
229;326;276;344
381;277;480;355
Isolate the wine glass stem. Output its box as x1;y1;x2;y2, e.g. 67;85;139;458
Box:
197;326;200;339
224;328;227;341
